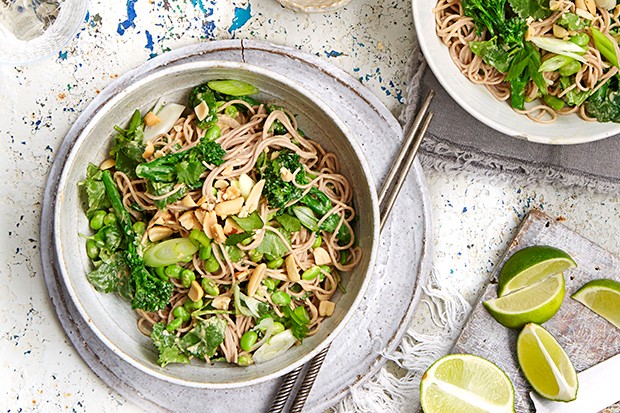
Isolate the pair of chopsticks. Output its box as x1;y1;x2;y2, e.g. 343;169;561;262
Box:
269;91;435;413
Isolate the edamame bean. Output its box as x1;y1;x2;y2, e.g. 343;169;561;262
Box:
543;95;565;111
312;235;322;249
241;237;253;246
103;212;116;226
86;239;99;259
237;354;253;366
249;249;263;263
225;105;239;118
189;229;211;247
181;269;195;288
272;322;285;335
205;255;220;273
559;60;581;77
271;291;291;306
201;278;220;296
165;265;183;278
302;266;321;280
89;210;106;230
173;306;191;322
166;317;183;332
205;125;221;141
155;266;168;281
570;33;590;47
133;221;146;236
267;258;284;269
199;244;212;260
240;331;258;351
263;278;277;291
184;298;203;311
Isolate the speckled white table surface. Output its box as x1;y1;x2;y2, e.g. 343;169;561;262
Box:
2;0;620;411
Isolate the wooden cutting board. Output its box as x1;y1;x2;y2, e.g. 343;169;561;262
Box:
452;209;620;412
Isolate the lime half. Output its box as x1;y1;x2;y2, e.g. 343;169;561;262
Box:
498;246;576;296
420;354;515;413
517;323;578;402
571;278;620;329
484;272;565;329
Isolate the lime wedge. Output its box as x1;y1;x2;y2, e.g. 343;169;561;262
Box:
420;354;515;413
484;272;565;329
517;323;578;402
498;246;576;296
571;278;620;329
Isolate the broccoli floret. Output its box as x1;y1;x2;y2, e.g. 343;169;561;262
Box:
259;149;305;210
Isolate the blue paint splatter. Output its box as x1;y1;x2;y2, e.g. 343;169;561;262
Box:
117;0;138;36
58;51;67;60
192;0;207;14
462;207;468;213
145;30;156;58
84;11;90;22
353;67;360;72
229;3;252;33
324;50;342;58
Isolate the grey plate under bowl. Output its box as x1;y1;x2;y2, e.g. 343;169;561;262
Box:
40;39;432;412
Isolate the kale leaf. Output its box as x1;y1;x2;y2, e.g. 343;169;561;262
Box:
80;163;111;218
150;323;190;367
584;77;620;122
508;0;552;20
177;317;227;359
87;253;129;293
110;110;146;179
258;149;305;210
470;39;514;73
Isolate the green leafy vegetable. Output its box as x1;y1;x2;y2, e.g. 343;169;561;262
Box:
177;317;227;359
291;206;319;232
257;230;289;261
462;0;526;45
87;253;128;293
275;213;302;233
584;76;620;122
282;306;309;341
470;39;513;73
224;245;245;262
559;76;591;106
110;110;146;179
508;0;552;20
258;149;305;210
225;232;254;246
150;323;190;367
505;43;547;110
232;212;264;231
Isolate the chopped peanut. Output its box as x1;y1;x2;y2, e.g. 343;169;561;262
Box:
212;296;231;310
143;111;161;126
247;263;266;296
285;255;300;282
188;281;204;302
215;197;244;217
211;223;226;244
100;159;115;170
148;226;173;242
319;300;335;317
194;101;209;121
313;247;332;266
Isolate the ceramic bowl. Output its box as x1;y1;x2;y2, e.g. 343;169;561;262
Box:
412;0;620;144
53;61;379;388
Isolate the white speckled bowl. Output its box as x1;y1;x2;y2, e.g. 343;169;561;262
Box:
413;0;620;144
53;61;379;388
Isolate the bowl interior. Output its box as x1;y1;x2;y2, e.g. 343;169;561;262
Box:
54;61;378;387
413;0;620;144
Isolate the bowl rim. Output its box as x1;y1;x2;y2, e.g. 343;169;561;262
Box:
412;0;620;145
53;59;380;388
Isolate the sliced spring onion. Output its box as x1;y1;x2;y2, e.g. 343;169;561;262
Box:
143;103;186;142
530;37;588;63
207;80;258;96
252;329;297;364
250;317;276;351
539;55;575;72
234;284;262;318
143;237;199;267
591;27;620;68
238;173;255;199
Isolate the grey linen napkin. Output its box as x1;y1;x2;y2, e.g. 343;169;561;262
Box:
404;47;620;193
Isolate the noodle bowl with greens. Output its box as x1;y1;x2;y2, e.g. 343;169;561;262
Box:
79;79;361;368
435;0;620;123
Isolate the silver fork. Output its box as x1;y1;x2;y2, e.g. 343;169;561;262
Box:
268;90;435;413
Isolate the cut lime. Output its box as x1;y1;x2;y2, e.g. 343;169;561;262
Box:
571;278;620;329
517;323;578;402
484;272;565;329
420;354;515;413
498;246;576;296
